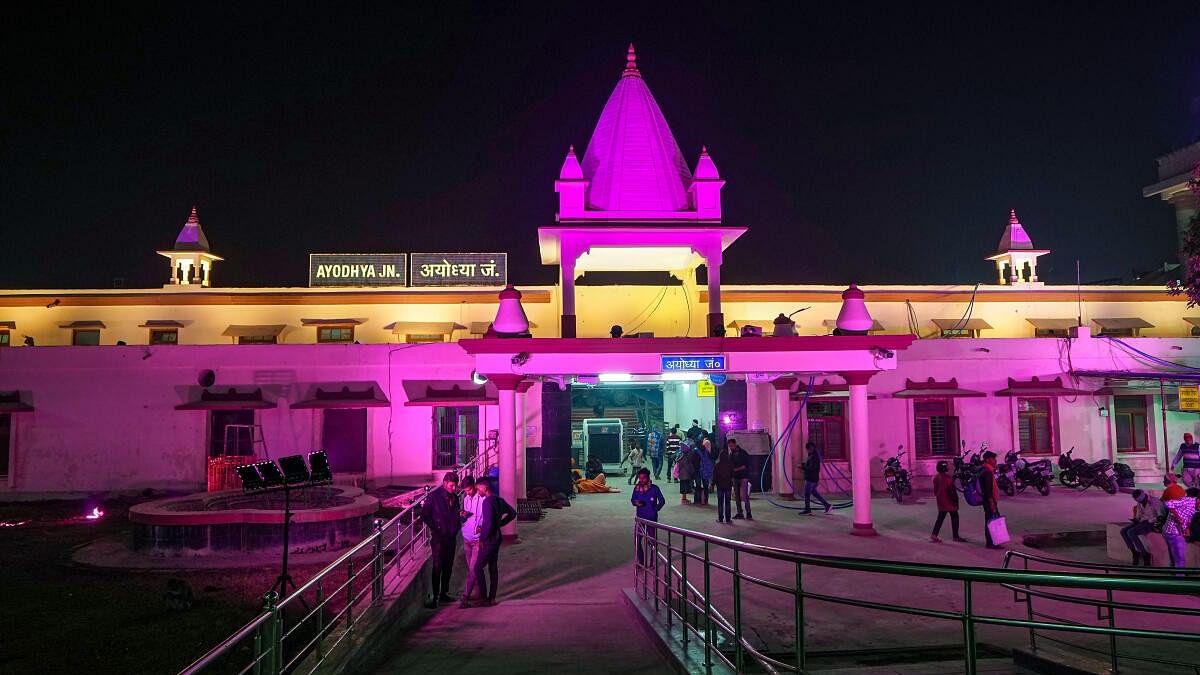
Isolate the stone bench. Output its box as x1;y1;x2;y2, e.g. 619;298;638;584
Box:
1105;522;1200;567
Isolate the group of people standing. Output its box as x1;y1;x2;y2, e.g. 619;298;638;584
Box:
672;434;753;523
1119;482;1200;568
420;471;517;609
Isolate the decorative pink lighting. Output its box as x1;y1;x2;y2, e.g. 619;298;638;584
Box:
721;412;737;427
0;520;31;528
85;506;104;520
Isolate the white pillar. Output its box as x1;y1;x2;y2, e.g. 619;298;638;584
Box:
561;258;577;338
496;378;520;539
845;372;876;536
772;378;796;498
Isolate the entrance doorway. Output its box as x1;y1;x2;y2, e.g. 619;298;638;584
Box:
322;408;368;473
208;410;255;457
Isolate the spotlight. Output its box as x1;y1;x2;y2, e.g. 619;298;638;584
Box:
279;455;310;484
256;461;286;489
610;325;623;338
235;464;267;491
23;336;34;347
872;347;895;359
45;299;60;309
308;451;333;484
472;371;489;385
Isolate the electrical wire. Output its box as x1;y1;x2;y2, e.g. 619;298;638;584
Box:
1099;335;1200;373
681;285;692;338
626;286;670;334
756;376;855;511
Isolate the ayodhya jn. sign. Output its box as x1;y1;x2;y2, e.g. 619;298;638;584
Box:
309;254;408;287
660;354;727;372
410;253;507;287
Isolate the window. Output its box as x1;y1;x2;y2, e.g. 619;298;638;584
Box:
0;331;9;347
1114;395;1149;453
405;333;446;344
806;400;846;460
317;326;354;343
238;334;277;345
940;328;975;338
0;413;10;480
72;330;100;346
149;329;178;345
208;410;256;457
433;406;478;469
1097;328;1135;338
1034;328;1069;338
913;398;959;457
1017;397;1055;454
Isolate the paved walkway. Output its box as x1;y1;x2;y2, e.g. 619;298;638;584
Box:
373;485;1197;674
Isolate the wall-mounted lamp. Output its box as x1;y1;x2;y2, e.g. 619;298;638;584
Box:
471;371;488;385
45;299;61;308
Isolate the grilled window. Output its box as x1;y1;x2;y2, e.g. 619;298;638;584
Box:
238;334;277;345
149;329;178;345
806;400;846;460
1017;397;1055;454
433;406;478;469
913;398;959;457
317;326;354;343
72;329;100;346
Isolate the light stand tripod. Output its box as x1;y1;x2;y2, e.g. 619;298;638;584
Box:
269;481;300;601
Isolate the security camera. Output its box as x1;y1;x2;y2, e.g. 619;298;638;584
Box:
872;347;895;359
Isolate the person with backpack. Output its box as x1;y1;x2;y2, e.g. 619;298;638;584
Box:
1161;483;1197;568
930;460;966;543
979;451;1003;550
1119;489;1163;566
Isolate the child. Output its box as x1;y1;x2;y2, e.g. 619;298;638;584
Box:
624;443;646;485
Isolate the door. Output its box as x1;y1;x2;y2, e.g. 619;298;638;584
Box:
323;408;368;473
208;409;256;457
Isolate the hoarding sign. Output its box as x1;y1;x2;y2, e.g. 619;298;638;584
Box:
660;354;727;372
410;253;507;287
1179;385;1200;411
697;380;716;397
309;254;407;287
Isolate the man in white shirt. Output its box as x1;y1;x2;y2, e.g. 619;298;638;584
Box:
459;476;486;606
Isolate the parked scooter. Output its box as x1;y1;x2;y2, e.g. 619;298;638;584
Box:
882;445;912;503
1056;447;1117;494
996;448;1052;496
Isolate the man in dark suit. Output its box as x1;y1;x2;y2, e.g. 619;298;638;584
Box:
420;472;461;607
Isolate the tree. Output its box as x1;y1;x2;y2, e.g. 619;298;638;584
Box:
1167;163;1200;306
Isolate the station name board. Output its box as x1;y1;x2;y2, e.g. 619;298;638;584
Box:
309;254;408;287
410;253;507;287
660;354;727;372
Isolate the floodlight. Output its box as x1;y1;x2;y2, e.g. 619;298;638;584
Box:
236;464;266;492
279;455;310;484
308;451;333;484
257;461;286;489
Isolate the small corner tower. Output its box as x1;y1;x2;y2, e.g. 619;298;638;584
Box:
689;146;725;219
986;209;1048;285
157;206;223;287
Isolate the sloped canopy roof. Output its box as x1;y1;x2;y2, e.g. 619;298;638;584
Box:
996;209;1035;253
580;45;693;212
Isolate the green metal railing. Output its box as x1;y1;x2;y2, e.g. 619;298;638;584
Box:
1002;549;1200;674
179;488;432;675
633;518;1200;675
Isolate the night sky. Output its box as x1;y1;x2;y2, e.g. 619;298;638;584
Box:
3;3;1199;289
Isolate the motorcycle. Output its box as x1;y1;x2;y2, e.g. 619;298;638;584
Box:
1056;447;1117;494
996;448;1051;496
953;441;986;493
882;445;912;503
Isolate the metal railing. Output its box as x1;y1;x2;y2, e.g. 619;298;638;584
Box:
1002;549;1200;674
180;492;432;675
633;518;1200;675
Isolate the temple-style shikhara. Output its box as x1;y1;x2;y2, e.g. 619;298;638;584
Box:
0;47;1197;541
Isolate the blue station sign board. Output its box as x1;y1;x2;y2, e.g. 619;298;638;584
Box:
660;354;727;372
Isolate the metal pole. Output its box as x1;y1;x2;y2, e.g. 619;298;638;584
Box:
1024;556;1036;652
315;582;325;660
371;518;384;602
346;554;355;632
1159;380;1170;474
704;541;713;674
795;562;805;672
733;549;743;673
962;580;977;675
1106;588;1119;674
681;534;689;650
665;530;673;629
261;591;281;675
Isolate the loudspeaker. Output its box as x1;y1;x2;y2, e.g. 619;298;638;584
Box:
198;369;216;387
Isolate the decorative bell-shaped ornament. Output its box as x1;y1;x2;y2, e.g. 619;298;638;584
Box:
772;313;796;337
835;284;873;335
492;285;531;337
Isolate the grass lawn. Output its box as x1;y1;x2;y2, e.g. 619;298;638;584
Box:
0;497;383;675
